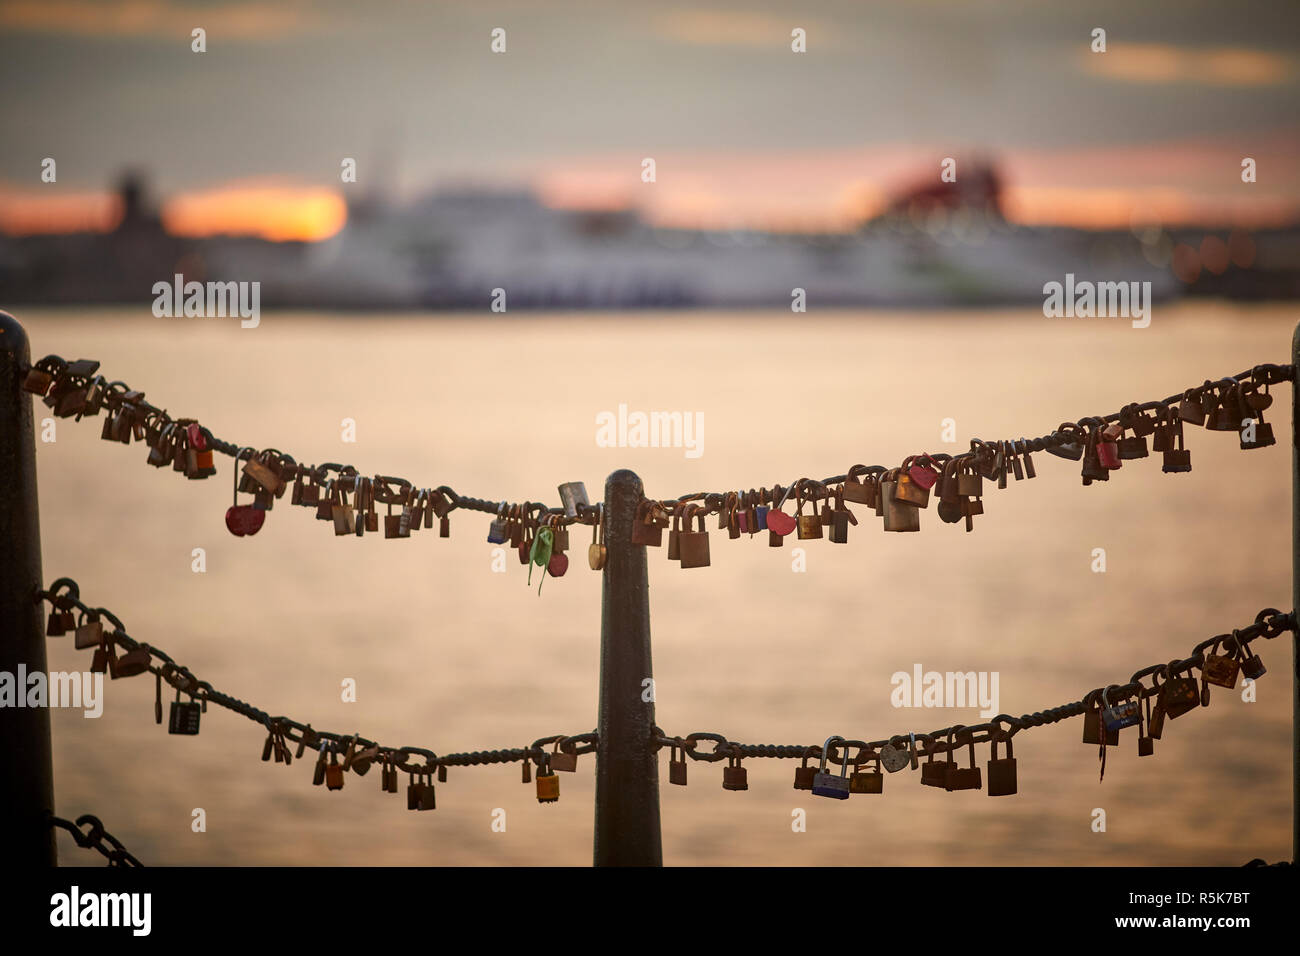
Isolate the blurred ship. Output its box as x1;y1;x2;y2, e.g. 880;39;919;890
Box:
2;163;1296;309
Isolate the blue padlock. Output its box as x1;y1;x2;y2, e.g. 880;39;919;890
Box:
811;735;852;800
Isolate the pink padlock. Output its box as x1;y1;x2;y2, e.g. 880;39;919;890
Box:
548;551;569;578
1097;439;1122;470
907;455;939;490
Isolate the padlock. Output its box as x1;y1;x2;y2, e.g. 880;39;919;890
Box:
588;507;607;570
986;735;1017;796
551;738;578;772
936;459;965;525
722;755;748;791
907;454;940;491
849;752;884;794
810;736;852;800
1207;385;1244;432
551;518;569;552
112;645;151;679
313;744;328;785
557;481;589;517
878;741;910;773
1137;694;1155;756
1161;668;1201;719
324;750;345;791
1097;432;1122;469
630;500;663;547
828;489;855;544
1202;637;1240;689
1044;429;1084;460
168;689;201;735
1147;677;1167;741
1239;639;1266;680
1117;434;1149;459
548;550;569;578
46;606;67;637
765;485;797;537
487;514;510;545
893;458;930;507
22;367;54;395
669;744;688;786
521;757;532;784
944;729;983;791
1161;412;1192;473
73;612;103;650
1177;390;1205;425
842;466;871;504
1101;686;1141;733
1080;431;1109;483
417;773;437;811
332;483;358;536
881;470;921;532
666;505;683;560
227;452;267;536
1081;695;1120;746
536;757;560;803
919;737;954;788
679;506;711;569
796;484;823;539
407;772;424;809
793;750;818;790
956;463;983;498
241;452;283;495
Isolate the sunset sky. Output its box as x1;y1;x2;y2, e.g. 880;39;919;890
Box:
1;0;1297;239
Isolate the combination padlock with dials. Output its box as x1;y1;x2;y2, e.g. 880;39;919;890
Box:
1101;685;1141;733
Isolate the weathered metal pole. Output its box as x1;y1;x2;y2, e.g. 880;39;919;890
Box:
1292;322;1299;863
0;310;55;866
594;469;662;866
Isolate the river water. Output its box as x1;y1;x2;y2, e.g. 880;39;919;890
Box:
21;302;1295;865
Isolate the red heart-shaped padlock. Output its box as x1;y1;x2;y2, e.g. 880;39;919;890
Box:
225;505;265;537
908;463;938;490
765;509;797;536
548;552;569;577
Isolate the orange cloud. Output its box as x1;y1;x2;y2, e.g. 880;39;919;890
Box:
1080;43;1295;87
0;187;122;234
0;0;318;40
162;182;348;241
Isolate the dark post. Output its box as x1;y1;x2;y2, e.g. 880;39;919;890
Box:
1293;322;1299;863
594;469;662;866
0;311;55;865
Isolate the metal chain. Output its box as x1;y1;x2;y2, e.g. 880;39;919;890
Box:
48;813;144;867
37;578;1292;788
24;354;1295;529
655;608;1295;766
37;578;594;777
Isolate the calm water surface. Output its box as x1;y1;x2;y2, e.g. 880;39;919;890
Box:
22;303;1295;865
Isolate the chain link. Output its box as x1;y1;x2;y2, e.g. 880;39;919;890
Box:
48;813;143;867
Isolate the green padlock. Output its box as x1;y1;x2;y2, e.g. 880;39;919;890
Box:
528;527;554;593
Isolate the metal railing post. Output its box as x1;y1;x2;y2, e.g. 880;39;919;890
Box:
1292;322;1299;863
0;311;55;866
594;469;662;866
